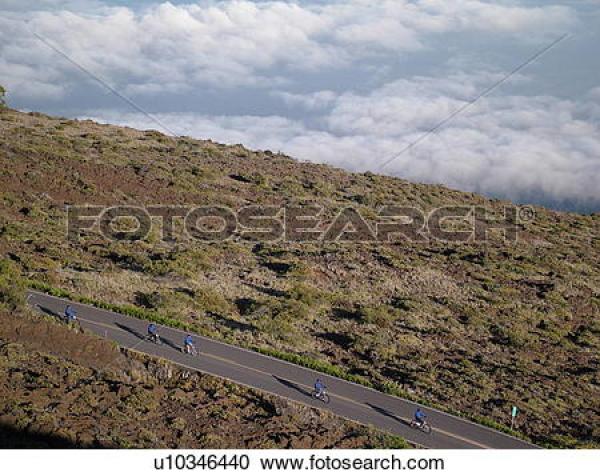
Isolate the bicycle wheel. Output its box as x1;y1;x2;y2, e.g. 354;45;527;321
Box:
321;393;331;404
422;423;432;434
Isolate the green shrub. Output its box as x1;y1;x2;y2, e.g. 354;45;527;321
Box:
191;286;232;315
354;331;397;362
134;291;164;309
250;296;312;342
286;282;324;308
390;296;412;311
490;323;531;348
358;305;397;327
0;259;25;310
376;433;411;449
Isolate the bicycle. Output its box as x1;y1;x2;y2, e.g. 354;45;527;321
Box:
64;314;77;324
311;387;330;404
182;343;198;356
147;333;162;345
63;311;83;331
410;419;432;434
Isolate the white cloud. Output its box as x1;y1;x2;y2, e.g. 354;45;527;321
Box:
84;76;600;210
272;90;338;111
408;0;576;35
0;55;67;101
0;0;578;97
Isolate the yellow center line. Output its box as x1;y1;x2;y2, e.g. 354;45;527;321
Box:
73;314;490;449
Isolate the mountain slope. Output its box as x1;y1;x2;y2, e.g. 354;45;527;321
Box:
0;106;598;447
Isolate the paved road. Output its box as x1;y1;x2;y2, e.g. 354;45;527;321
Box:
27;290;537;449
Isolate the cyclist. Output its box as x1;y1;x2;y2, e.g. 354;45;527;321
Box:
147;323;159;344
414;408;427;427
64;305;77;323
314;378;326;398
183;334;196;355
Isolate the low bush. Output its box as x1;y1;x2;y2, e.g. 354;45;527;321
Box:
0;259;25;310
358;304;398;327
134;291;164;309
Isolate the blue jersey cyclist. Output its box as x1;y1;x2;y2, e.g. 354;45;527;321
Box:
184;334;196;354
64;305;77;322
314;378;326;397
414;408;427;425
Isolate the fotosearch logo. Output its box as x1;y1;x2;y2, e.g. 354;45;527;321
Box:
66;204;533;244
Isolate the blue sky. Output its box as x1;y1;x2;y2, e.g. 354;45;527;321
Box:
1;1;599;212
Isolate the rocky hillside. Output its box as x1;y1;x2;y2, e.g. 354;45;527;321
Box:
0;308;407;449
0;106;598;447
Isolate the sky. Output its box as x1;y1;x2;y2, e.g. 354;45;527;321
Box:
1;1;599;213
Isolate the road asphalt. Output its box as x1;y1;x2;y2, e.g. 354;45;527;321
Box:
27;290;538;449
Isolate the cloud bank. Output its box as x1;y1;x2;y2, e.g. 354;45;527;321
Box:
2;1;598;211
87;71;600;211
0;1;577;96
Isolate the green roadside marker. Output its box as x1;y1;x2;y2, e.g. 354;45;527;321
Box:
511;406;519;429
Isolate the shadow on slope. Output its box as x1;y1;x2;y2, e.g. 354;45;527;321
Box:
0;422;106;449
